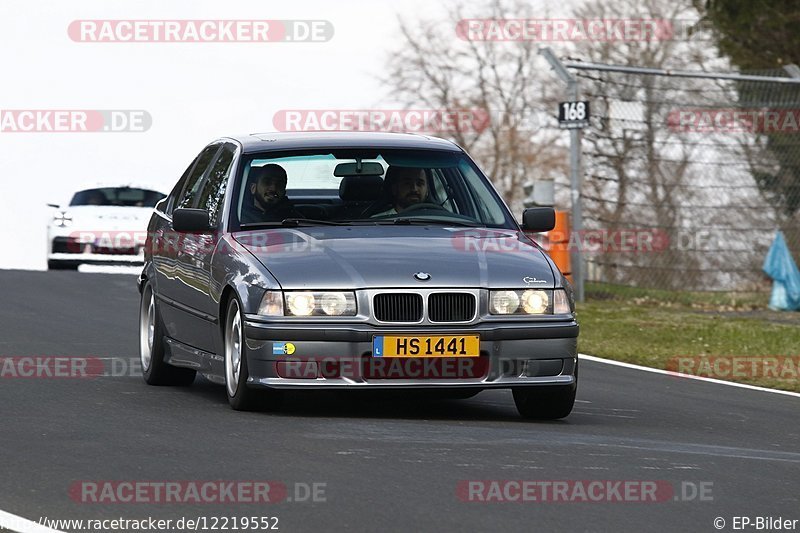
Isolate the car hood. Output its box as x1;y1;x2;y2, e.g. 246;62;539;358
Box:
233;226;556;289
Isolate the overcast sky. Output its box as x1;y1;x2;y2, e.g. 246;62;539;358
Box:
0;0;575;270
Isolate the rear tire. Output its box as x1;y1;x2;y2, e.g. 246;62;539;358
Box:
224;296;282;411
139;282;196;386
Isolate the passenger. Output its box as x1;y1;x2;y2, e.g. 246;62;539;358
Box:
241;164;302;223
372;167;429;217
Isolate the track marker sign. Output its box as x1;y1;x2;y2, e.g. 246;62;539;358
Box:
558;101;590;129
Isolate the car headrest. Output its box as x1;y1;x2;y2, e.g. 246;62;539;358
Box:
384;166;424;188
338;175;385;202
249;164;287;185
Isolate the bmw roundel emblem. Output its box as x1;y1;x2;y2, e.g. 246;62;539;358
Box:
414;272;431;281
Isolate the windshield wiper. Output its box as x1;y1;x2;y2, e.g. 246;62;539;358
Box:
390;217;482;227
240;218;483;228
280;218;346;227
240;218;345;228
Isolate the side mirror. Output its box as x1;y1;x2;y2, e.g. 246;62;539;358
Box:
172;208;212;232
521;207;556;232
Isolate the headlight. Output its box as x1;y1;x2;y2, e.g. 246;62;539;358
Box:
489;289;572;315
285;291;357;317
521;290;549;314
286;292;316;316
319;292;350;316
489;290;520;314
52;211;72;228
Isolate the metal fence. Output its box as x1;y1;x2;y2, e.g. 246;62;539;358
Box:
543;53;800;298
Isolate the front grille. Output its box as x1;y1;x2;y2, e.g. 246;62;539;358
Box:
94;245;137;255
428;293;476;322
52;237;80;254
373;293;423;322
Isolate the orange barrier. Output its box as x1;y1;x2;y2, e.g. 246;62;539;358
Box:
545;210;572;283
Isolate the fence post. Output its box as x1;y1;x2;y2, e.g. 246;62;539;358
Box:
539;47;584;302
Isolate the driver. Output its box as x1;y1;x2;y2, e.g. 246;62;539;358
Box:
373;167;429;217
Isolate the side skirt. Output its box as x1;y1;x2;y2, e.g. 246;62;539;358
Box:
164;336;224;381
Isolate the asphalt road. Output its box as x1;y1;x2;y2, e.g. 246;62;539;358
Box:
1;270;798;533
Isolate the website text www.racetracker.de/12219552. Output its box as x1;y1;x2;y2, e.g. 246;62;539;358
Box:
33;515;280;531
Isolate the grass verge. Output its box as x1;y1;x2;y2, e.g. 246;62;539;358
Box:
577;283;800;392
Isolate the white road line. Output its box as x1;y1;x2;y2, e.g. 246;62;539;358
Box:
580;353;800;399
0;510;63;533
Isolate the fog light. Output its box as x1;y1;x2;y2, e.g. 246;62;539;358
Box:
276;360;318;379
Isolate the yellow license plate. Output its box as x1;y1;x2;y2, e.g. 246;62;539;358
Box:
373;335;480;357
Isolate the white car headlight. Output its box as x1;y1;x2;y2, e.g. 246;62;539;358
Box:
489;290;521;314
285;291;357;317
489;289;572;315
319;292;351;316
52;211;73;228
286;292;316;316
521;290;549;314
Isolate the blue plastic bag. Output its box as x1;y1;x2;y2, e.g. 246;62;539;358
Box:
762;231;800;311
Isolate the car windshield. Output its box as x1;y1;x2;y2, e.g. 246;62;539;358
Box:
234;149;515;229
70;187;165;207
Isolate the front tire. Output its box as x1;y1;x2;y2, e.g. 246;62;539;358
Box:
513;359;578;420
512;384;576;420
139;282;196;386
224;297;281;411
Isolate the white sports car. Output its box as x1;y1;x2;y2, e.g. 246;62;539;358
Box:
47;185;166;270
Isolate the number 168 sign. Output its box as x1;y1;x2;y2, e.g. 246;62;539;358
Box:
558;101;590;129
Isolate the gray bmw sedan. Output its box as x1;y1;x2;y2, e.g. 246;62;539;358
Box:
138;132;578;419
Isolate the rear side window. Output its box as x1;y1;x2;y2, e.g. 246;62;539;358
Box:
175;144;221;210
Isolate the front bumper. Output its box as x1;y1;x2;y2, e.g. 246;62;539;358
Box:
48;252;145;266
48;229;146;266
243;320;578;389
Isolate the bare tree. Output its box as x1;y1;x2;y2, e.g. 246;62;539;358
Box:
382;0;568;214
567;0;745;289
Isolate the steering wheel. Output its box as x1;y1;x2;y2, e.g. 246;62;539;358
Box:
401;202;448;212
